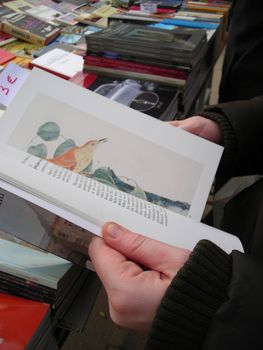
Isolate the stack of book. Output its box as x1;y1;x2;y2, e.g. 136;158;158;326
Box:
184;0;231;51
0;235;82;304
84;22;209;117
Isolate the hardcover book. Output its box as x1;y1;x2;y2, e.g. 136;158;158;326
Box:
0;31;16;46
2;12;61;45
0;68;243;255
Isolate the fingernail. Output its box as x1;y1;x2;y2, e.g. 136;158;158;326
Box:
106;223;122;238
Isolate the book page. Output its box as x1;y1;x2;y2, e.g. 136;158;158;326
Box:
0;68;222;221
0;140;242;254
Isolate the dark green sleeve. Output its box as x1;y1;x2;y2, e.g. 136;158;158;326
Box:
198;96;263;178
145;240;232;350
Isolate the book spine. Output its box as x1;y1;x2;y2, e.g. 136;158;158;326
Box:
2;21;46;46
84;55;188;80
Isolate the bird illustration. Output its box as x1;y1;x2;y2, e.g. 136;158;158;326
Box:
47;138;108;173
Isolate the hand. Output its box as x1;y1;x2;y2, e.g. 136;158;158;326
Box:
170;116;222;143
88;222;191;332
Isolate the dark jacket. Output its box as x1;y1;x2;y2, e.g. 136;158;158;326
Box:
145;97;263;349
219;0;263;102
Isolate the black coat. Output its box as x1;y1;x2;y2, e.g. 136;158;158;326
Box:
219;0;263;102
145;97;263;349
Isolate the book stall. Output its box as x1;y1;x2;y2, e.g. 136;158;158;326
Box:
0;0;232;348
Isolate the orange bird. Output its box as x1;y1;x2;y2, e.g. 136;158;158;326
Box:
47;138;108;173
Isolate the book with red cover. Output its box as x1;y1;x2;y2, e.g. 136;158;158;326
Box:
0;293;50;350
0;31;16;47
84;53;189;80
0;48;16;64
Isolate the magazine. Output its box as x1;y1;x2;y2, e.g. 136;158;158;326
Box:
0;68;243;253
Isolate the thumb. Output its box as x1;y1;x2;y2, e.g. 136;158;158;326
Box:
102;222;190;274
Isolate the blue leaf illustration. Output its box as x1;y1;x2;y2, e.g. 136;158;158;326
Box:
37;122;60;141
27;144;47;158
54;139;76;157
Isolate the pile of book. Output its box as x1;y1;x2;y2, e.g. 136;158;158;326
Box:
84;22;209;117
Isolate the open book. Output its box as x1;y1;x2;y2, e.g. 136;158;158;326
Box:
0;68;243;257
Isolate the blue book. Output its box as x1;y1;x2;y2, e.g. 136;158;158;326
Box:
161;18;219;30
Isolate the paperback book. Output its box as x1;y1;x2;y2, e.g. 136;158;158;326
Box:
1;12;61;45
0;68;243;255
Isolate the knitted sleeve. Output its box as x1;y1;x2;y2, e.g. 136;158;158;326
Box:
145;240;232;350
196;109;237;177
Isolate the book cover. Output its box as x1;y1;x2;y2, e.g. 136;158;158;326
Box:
0;68;243;254
71;72;180;121
25;5;63;25
160;18;219;29
0;48;16;64
0;293;50;350
2;13;61;45
55;12;80;26
3;0;34;13
28;48;84;79
1;40;42;58
0;5;16;20
0;31;16;46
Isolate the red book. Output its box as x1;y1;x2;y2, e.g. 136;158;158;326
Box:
0;293;50;350
0;31;16;47
84;55;189;80
0;49;16;65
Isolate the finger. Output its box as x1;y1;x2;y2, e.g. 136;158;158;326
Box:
102;222;190;274
168;120;181;127
88;236;143;288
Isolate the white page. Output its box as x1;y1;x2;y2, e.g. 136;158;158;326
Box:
0;144;242;254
